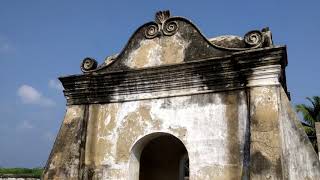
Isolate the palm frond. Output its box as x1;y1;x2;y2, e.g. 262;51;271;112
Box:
312;96;320;121
296;104;316;125
296;96;320;153
303;125;316;136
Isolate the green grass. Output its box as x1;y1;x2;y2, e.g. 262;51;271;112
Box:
0;168;43;177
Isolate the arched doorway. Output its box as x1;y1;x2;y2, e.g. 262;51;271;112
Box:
129;133;189;180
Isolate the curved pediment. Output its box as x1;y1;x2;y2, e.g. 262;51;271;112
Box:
80;10;274;74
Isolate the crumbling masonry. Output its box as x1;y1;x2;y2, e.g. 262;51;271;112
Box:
43;11;320;180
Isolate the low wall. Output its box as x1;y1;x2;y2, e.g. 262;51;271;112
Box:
0;178;39;180
0;174;40;180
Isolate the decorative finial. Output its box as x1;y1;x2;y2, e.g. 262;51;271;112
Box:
244;30;264;48
81;57;98;72
155;10;171;24
145;10;178;39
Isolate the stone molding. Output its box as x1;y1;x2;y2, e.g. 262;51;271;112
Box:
246;65;282;87
60;46;286;105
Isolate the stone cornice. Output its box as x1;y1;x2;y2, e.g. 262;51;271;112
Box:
60;46;287;105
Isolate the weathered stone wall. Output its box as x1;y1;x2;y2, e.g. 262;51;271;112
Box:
42;105;88;180
43;86;320;180
278;88;320;179
84;90;248;179
249;86;283;179
42;11;320;180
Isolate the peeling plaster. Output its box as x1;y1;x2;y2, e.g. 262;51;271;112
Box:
125;33;189;68
81;91;249;179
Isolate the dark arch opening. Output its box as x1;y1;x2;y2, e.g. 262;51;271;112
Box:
139;134;189;180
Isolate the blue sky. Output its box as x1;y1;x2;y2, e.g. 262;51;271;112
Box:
0;0;319;168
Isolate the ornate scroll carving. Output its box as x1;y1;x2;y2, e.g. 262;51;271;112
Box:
244;30;264;48
163;20;179;36
144;10;179;39
81;57;98;72
209;28;272;50
144;23;159;39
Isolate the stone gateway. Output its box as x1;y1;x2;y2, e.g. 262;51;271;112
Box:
43;11;320;180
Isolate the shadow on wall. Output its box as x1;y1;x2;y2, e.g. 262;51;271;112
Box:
129;132;189;180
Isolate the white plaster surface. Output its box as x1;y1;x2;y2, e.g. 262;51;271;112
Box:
89;91;249;179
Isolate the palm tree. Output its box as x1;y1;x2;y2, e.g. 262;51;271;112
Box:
296;96;320;152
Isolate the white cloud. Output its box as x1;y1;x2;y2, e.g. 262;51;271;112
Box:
0;35;14;54
0;43;10;53
48;79;63;91
17;120;34;130
17;85;55;107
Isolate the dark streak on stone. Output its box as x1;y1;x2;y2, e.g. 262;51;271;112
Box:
251;151;272;174
241;89;251;180
225;91;240;177
160;98;173;109
188;93;219;106
276;157;283;179
80;105;89;179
